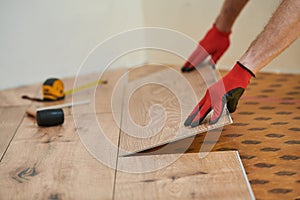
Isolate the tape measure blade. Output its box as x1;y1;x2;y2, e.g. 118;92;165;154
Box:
64;80;105;95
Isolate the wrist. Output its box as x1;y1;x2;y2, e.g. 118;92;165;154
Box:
237;61;256;78
213;23;232;37
226;62;255;87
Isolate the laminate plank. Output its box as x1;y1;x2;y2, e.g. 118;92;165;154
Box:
128;64;167;82
119;65;232;155
114;151;254;200
129;64;220;96
0;106;26;160
0;113;120;200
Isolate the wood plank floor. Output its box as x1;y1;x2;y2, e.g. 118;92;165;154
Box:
0;68;127;199
0;66;248;199
0;113;119;199
1;65;299;199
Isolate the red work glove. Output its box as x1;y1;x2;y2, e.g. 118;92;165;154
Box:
181;24;231;72
184;62;255;127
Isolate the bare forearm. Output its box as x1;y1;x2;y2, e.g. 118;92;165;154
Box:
240;0;300;74
215;0;249;33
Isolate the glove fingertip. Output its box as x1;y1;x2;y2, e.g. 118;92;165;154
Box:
209;117;219;125
191;120;201;128
184;117;193;126
210;110;223;125
181;66;195;73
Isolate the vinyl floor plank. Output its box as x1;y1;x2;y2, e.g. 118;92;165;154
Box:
114;151;254;200
0;106;26;160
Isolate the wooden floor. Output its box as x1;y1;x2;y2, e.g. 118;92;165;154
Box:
0;64;299;199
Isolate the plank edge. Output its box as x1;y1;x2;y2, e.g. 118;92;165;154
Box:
234;151;255;200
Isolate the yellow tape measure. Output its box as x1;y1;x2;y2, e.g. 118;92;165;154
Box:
22;78;107;102
42;78;65;101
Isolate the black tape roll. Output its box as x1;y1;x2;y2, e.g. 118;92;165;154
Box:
36;108;64;127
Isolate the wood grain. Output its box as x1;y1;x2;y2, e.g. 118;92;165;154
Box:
0;106;26;160
0;113;120;200
61;68;128;114
0;84;40;107
119;65;232;155
128;64;168;82
115;151;254;200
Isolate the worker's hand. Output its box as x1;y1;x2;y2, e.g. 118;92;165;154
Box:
181;24;231;72
184;62;255;127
